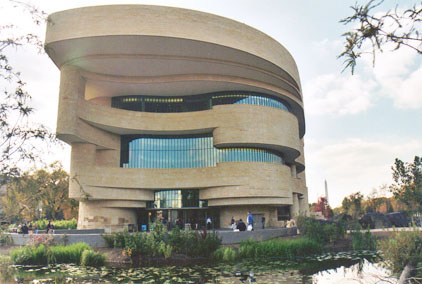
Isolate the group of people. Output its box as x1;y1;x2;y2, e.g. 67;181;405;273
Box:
231;211;265;231
16;221;54;234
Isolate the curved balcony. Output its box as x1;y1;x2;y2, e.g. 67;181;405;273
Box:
70;162;293;206
77;100;302;164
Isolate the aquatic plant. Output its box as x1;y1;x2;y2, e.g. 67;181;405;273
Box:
213;246;237;262
238;238;323;259
213;238;323;262
379;227;422;274
350;225;377;251
102;223;221;264
81;250;106;267
10;242;97;265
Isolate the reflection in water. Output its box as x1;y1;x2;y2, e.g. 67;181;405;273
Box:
0;252;396;284
312;260;395;284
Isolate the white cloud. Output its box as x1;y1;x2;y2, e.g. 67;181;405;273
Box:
360;42;422;110
303;74;377;116
391;67;422;109
305;138;422;207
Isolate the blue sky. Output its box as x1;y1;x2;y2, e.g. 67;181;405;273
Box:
2;0;421;207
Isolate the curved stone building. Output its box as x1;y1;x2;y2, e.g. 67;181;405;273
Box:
45;5;308;230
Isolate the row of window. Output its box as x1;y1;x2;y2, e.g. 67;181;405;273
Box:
111;91;290;113
146;189;207;209
121;135;284;169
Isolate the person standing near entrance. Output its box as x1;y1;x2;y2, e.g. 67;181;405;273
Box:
247;211;254;231
262;216;265;229
206;217;212;230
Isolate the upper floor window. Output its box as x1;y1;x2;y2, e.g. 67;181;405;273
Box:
111;91;290;113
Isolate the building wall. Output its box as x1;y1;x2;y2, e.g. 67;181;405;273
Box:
46;5;309;230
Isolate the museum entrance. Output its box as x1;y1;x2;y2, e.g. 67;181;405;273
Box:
137;208;220;231
137;189;220;230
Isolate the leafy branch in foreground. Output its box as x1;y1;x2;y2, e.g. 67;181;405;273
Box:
0;0;54;182
339;0;422;74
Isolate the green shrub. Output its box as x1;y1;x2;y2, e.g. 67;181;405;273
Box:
158;241;173;259
350;225;377;251
10;242;93;265
297;216;346;244
10;246;39;265
102;222;222;263
379;228;422;274
0;231;13;246
213;247;237;262
50;243;91;264
80;250;106;267
101;233;115;248
238;238;323;259
33;218;77;230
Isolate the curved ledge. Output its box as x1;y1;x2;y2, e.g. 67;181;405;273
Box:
70;162;293;204
77;100;302;162
46;5;301;88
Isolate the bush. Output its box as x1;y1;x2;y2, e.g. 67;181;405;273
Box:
10;242;93;265
242;238;323;259
0;231;13;246
350;225;377;251
102;222;222;263
214;238;322;261
297;216;346;244
379;228;422;274
32;218;77;230
11;245;40;265
80;250;106;267
50;243;91;264
213;247;237;262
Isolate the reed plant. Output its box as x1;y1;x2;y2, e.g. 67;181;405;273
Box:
80;250;106;267
213;246;237;262
10;242;96;265
238;238;323;259
214;238;322;262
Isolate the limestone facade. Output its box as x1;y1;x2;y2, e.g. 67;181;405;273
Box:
45;5;309;230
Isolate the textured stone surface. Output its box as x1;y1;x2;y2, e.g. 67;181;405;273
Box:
45;5;309;230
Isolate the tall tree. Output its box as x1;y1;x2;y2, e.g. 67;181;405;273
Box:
1;162;77;222
0;0;53;183
341;192;364;218
339;0;422;73
390;156;422;213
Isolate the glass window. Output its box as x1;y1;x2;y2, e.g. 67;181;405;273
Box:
277;206;291;221
121;134;284;169
111;92;291;113
147;189;207;209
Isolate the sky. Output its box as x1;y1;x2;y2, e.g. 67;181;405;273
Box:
1;0;421;207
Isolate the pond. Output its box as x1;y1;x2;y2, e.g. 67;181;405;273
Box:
0;251;395;283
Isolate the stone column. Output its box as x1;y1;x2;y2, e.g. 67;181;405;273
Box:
290;164;297;178
290;193;300;218
56;65;85;137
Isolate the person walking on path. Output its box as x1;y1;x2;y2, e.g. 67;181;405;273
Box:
247;211;254;231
